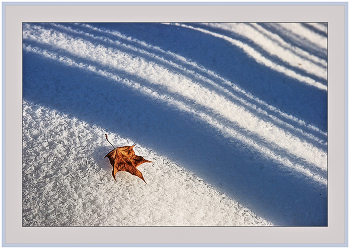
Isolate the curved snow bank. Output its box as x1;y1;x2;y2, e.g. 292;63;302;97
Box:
22;22;327;226
203;23;327;80
23;23;327;184
171;23;327;91
22;100;272;226
54;23;328;140
278;23;327;50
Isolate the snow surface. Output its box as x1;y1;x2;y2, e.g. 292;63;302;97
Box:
22;23;327;226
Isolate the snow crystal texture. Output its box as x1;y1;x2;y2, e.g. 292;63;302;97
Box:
22;23;327;226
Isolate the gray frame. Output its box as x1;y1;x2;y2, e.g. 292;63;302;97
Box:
3;2;347;246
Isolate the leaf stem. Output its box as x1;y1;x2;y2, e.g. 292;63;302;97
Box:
105;134;116;149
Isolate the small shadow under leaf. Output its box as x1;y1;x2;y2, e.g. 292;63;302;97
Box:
91;146;113;172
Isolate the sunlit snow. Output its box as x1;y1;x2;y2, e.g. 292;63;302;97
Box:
22;23;327;226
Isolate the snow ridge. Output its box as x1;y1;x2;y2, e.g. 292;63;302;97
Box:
76;23;327;139
170;23;327;91
23;24;327;174
22;22;328;226
23;100;271;226
204;23;327;79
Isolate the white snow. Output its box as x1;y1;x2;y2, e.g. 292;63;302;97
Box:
22;22;328;226
204;23;327;80
171;23;327;91
23;100;270;226
23;24;327;175
278;23;327;50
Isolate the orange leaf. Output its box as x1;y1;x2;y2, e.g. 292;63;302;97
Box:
104;135;151;183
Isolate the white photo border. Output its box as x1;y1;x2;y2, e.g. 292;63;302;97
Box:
3;2;347;246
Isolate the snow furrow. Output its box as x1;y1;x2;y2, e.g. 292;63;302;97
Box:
22;21;329;227
75;23;327;142
170;23;327;91
250;23;327;67
23;24;327;172
265;23;327;59
204;23;327;80
47;23;326;148
76;23;327;139
23;43;327;185
307;23;327;33
277;23;327;50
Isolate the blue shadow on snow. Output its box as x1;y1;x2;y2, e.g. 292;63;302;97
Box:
23;23;328;226
23;51;327;226
88;23;327;133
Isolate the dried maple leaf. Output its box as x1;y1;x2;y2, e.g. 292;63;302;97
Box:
104;134;151;183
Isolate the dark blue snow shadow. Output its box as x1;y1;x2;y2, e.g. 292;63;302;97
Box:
188;22;327;87
301;23;327;37
41;22;327;139
23;51;327;226
258;23;327;61
23;33;328;156
83;23;327;133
